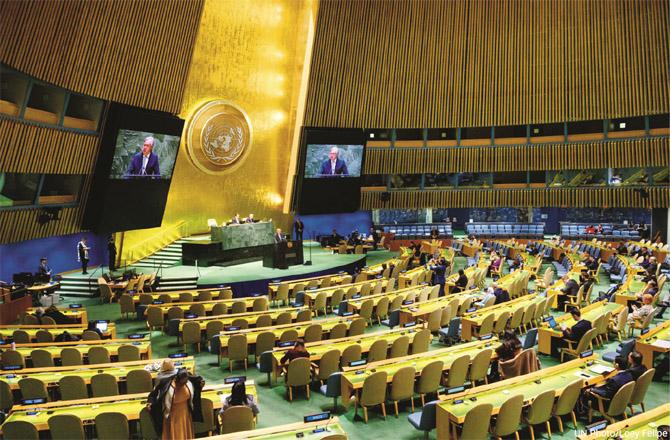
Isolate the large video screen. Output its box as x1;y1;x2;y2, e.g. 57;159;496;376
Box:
293;128;366;214
304;144;364;178
83;103;184;233
109;130;180;179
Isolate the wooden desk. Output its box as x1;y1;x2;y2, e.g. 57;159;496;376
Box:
436;356;613;439
25;307;88;324
0;357;195;393
340;339;500;409
303;279;387;308
460;294;542;341
143;297;265;317
0;323;116;340
635;320;670;369
2;382;257;432
537;300;624;355
398;290;480;327
176;307;305;334
26;282;60;295
211;417;347;439
577;402;670;439
1;339;152;365
547;271;581;309
267;273;348;298
127;287;227;304
460;242;482;258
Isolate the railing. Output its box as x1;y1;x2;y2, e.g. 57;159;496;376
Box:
123;220;188;265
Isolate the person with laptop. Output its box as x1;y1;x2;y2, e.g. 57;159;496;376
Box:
551;308;592;356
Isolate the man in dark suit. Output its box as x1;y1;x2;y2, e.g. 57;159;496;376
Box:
578;355;633;416
454;269;468;292
557;275;580;309
274;228;286;244
293;218;304;241
37;257;52;281
231;213;241;224
627;351;647;380
493;285;510;304
107;236;116;271
126;136;160;177
319;146;349;176
77;237;90;275
427;257;448;296
561;308;592;343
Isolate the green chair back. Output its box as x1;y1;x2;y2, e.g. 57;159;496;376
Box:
179;292;194;303
469;348;493;383
228;334;248;363
182;322;202;346
367;339;388;363
417;360;443;395
82;330;101;340
0;380;14;411
59;375;88;400
231;301;246;314
479;313;495;336
296;309;312;322
411;329;431;354
197;290;213;302
231;318;249;329
118;344;140;362
139;407;159;440
127;369;154;394
194;398;215;435
60;347;83;366
167;306;184;322
255;331;276;358
526;389;555;424
95;412;129;440
317;349;341;381
553;379;582;417
29;349;53;368
206;321;225;341
304;324;323;343
460;403;493;440
11;330;30;344
329;323;347;339
493;394;523;437
360;371;387;406
48;414;86;440
629;368;655;406
287;357;311;387
445;354;470;388
36;329;54;343
88;346;110;364
340;344;362;367
606;381;635;418
255;314;272;327
18;377;48;400
280;329;299;343
390;335;410;358
212;303;227;316
390;366;415;401
276;312;292;325
189;303;206;317
220;405;255;434
91;373;119;397
2;420;39;440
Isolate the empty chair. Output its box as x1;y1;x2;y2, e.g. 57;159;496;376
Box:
146;307;165;334
389;366;415;417
444;354;470;389
231;318;249;329
254;331;276;364
206;321;225;344
492;311;510;336
255;314;272;327
87;346;110;364
179;292;194;302
118;344;140;362
197;290;213;302
1;420;39;440
375;297;390;324
23;314;39;325
411;329;431;354
18;377;48;401
167;306;185;322
329;322;347;339
158;293;173;303
313;292;328;317
35;329;54;343
524;389;555;440
348;317;366;336
139;407;159;440
276;312;292;325
219;289;234;300
12;330;30;344
468;348;492;386
628;368;655;414
274;284;290;307
355;371;387;423
231;301;247;314
194;398;216;436
182;321;202;353
48;414;86;440
473;313;495;339
228;334;248;372
211;302;227;316
126;369;153;394
82;330;101;340
138;293;153;305
119;294;135;319
296;309;312;322
280;329;299;343
367;339;388;363
315;349;340;386
95;412;129;440
359;299;374;325
30;349;54;368
390;335;410;358
492;394;523;440
329;289;345;313
285;357;311;401
426;308;443;335
407;400;439;439
220;405;255;434
189;303;206;317
456;402;493;440
253;297;268;312
0;380;13;412
341;344;362;368
91;373;119;397
552;378;583;433
416;360;443;406
522;328;538;350
319;372;343;411
60;348;82;366
303;323;323;343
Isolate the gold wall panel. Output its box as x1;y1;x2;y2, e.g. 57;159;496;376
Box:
0;120;99;174
0;0;204;113
305;0;669;128
361;187;670;210
364;137;670;174
120;0;315;256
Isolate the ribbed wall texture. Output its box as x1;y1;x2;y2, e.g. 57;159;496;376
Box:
0;0;204;113
361;187;670;210
305;0;669;128
0;206;85;244
364;137;670;174
0;120;99;174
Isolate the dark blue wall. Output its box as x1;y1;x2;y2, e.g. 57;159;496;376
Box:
296;211;373;239
0;233;108;282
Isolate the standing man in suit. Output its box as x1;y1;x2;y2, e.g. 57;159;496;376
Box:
319;146;349;176
37;257;52;281
107;236;117;271
77;237;90;275
126;136;160;177
293;218;304;241
427;257;448;296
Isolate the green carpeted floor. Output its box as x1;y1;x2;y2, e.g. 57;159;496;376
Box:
61;255;669;440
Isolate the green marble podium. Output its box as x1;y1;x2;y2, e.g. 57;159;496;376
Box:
210;221;274;250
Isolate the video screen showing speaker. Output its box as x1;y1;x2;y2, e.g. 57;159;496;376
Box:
109;130;180;179
83;102;184;233
304;144;364;178
295;128;365;214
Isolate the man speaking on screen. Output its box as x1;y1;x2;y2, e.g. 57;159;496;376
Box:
126;136;160;177
319;146;349;176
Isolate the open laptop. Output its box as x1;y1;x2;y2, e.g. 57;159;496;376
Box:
546;316;559;330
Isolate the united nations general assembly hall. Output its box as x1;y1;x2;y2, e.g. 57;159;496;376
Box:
0;0;668;439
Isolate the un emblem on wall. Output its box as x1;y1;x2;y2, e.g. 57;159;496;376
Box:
184;100;253;174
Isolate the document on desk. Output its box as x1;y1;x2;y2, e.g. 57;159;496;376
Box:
652;339;670;349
